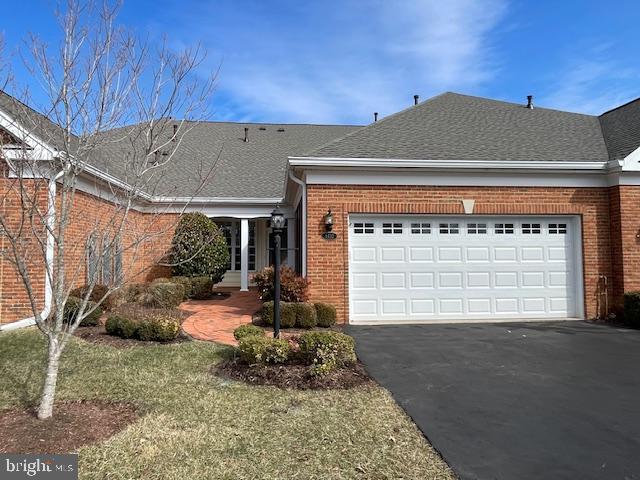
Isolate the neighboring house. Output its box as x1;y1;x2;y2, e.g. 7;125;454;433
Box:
1;90;640;327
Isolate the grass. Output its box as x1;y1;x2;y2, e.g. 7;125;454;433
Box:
0;329;455;479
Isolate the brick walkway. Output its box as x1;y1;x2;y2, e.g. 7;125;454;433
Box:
181;289;262;346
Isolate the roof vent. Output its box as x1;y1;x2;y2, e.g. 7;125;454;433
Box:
526;95;534;109
277;128;285;132
414;94;419;105
374;112;378;122
244;127;249;142
259;126;266;131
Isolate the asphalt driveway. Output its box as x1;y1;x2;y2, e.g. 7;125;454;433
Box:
347;321;640;480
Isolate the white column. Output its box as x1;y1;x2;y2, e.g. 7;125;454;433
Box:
240;218;249;291
287;217;296;267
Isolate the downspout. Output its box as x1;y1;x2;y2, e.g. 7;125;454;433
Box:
0;168;63;331
288;169;307;276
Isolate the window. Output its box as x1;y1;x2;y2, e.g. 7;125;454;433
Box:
495;223;515;234
439;223;459;234
219;220;257;271
549;223;567;234
102;234;112;285
85;233;121;286
522;223;541;234
411;222;431;234
353;222;374;234
467;223;487;234
382;222;403;234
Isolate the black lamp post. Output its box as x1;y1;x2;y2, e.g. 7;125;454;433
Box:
270;205;286;338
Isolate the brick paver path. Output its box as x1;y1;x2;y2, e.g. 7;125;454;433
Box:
181;289;262;345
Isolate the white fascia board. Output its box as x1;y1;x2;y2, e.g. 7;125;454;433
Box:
622;146;640;171
289;156;611;171
305;170;612;188
0;109;57;160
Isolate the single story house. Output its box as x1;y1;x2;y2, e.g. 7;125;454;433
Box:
1;91;639;328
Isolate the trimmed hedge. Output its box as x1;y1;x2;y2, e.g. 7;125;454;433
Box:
238;336;291;364
63;296;103;326
292;303;318;329
261;301;296;328
314;302;337;327
69;284;120;311
169;276;194;299
298;331;356;376
252;266;310;303
233;324;265;341
105;304;184;342
135;282;185;309
624;292;640;327
171;213;229;283
190;276;214;300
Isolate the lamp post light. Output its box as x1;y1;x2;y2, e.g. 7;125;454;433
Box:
270;205;286;338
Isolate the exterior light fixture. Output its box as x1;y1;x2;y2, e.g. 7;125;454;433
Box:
270;205;286;338
270;204;286;232
324;209;334;232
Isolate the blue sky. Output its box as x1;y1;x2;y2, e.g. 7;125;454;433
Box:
3;0;640;124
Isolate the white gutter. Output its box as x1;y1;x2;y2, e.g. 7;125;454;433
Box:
288;156;613;171
288;169;306;276
1;169;63;331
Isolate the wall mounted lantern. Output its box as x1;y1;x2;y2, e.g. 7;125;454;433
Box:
324;209;334;232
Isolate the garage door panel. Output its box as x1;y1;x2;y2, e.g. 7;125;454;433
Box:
349;215;580;322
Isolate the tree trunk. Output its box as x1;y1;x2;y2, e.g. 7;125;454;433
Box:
37;337;62;419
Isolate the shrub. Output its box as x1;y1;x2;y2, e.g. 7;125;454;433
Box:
624;292;640;327
105;314;138;338
69;284;119;311
252;266;310;303
292;303;318;329
190;276;214;300
314;302;337;327
298;331;356;376
137;314;181;342
261;301;296;328
234;324;265;341
136;282;185;308
63;296;103;326
171;212;229;283
169;276;193;299
105;304;184;341
238;336;291;364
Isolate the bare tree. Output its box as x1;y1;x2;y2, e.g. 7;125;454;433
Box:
0;0;217;419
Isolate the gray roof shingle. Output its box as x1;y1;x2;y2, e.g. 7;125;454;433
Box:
308;92;612;162
599;98;640;161
89;121;360;199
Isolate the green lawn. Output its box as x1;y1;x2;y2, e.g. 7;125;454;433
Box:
0;329;454;479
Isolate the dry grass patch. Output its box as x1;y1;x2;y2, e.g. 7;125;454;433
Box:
0;329;454;480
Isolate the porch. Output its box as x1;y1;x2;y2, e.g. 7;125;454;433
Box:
212;214;297;290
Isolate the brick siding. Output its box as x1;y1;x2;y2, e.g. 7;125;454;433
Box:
306;184;629;323
0;169;177;324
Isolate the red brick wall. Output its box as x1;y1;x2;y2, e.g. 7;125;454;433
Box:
0;169;177;324
609;185;640;310
306;185;616;323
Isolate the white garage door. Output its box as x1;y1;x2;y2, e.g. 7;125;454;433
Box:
348;215;583;323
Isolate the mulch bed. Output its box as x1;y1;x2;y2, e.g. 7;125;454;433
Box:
0;400;138;453
214;359;373;390
74;325;190;348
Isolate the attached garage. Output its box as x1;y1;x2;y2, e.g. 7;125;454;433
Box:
348;215;584;323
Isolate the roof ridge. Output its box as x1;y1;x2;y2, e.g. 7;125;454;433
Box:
298;92;453;157
599;96;640;117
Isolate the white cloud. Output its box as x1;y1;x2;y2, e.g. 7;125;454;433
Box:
540;46;640;115
171;0;508;124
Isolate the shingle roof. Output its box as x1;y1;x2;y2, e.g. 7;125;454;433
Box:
599;98;640;161
89;121;360;199
308;92;612;162
0;90;74;151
